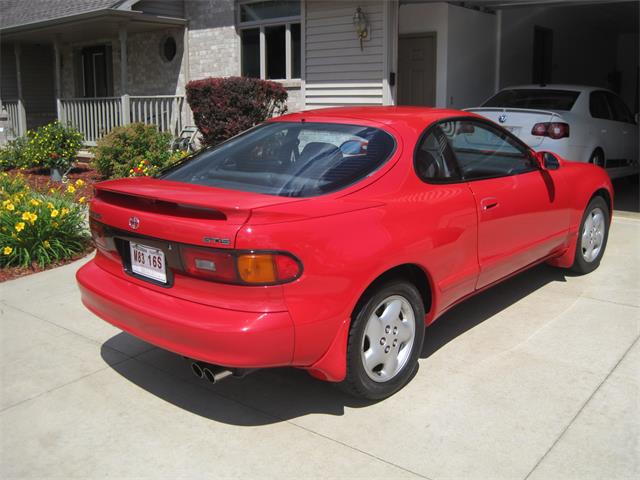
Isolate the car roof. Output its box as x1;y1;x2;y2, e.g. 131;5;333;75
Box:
275;106;478;129
499;84;613;94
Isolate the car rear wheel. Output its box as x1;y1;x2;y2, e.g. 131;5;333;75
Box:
589;148;605;168
571;196;609;274
339;280;425;400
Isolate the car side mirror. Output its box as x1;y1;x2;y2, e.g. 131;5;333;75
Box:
534;151;560;170
533;151;547;171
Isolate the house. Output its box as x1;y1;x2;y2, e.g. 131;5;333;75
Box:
1;0;637;145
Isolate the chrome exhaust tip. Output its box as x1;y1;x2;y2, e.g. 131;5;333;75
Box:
191;362;204;379
202;366;234;384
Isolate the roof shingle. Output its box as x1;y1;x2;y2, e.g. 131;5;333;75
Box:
0;0;121;29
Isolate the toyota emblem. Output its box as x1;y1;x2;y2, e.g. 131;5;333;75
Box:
128;217;140;230
498;114;507;123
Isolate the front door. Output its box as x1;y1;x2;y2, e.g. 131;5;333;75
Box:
397;34;436;106
442;119;569;289
80;45;113;97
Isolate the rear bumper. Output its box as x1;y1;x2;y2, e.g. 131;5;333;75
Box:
76;260;295;367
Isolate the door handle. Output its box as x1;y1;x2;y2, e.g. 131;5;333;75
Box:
480;197;499;211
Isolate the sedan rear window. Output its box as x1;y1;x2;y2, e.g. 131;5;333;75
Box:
483;89;580;111
161;122;395;197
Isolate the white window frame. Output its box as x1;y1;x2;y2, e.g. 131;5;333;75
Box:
237;0;301;81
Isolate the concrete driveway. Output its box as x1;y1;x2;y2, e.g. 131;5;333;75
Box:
1;214;638;480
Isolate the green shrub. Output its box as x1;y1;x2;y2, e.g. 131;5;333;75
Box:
1;172;89;268
25;121;84;171
0;136;30;171
93;123;177;179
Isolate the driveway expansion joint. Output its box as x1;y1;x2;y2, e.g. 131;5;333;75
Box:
523;333;640;480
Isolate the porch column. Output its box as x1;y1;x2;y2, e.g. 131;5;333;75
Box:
53;36;63;122
119;26;128;94
13;43;27;136
118;26;130;125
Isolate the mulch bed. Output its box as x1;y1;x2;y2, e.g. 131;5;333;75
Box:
7;163;103;201
1;163;103;282
0;245;95;283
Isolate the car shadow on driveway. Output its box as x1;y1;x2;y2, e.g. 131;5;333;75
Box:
421;263;568;359
100;263;568;425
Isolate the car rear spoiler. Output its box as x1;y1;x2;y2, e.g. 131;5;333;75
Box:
463;107;563;117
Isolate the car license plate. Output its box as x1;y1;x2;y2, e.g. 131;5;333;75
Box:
129;242;167;283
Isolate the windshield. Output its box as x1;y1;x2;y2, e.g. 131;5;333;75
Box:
161;122;396;197
482;89;580;111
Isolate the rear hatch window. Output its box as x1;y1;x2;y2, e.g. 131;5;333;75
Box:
483;89;580;111
161;122;395;198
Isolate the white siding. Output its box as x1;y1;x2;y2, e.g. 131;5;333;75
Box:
304;0;385;108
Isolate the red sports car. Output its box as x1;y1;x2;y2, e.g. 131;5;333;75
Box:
77;107;613;399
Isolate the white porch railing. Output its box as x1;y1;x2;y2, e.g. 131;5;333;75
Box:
130;96;186;135
2;99;27;138
59;94;187;145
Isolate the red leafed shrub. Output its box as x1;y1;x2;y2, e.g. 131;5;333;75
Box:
186;76;288;146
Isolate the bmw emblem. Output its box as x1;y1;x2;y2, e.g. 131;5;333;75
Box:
128;216;140;230
498;114;507;123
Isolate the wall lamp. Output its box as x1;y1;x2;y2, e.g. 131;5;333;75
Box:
353;6;369;50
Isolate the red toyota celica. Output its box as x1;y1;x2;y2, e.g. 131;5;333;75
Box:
77;107;613;399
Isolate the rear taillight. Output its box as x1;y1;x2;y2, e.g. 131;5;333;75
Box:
531;122;570;139
180;246;302;285
89;217;119;261
89;217;109;250
181;247;236;282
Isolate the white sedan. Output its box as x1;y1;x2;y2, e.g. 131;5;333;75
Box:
467;85;639;178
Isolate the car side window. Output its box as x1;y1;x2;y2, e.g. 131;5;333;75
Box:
441;120;535;180
590;91;612;120
605;92;634;124
414;126;460;182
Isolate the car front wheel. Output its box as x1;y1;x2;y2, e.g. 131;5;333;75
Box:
339;280;425;400
571;196;610;274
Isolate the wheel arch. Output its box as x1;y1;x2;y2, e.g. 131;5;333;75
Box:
592;187;612;216
353;263;434;320
305;262;435;383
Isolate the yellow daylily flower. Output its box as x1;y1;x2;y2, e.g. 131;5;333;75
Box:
61;207;70;217
47;202;55;209
3;246;12;255
78;196;86;204
5;203;15;211
67;185;76;194
75;179;85;187
43;240;51;249
21;212;37;224
50;209;59;218
15;222;25;232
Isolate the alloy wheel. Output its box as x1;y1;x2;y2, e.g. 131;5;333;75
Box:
360;295;416;382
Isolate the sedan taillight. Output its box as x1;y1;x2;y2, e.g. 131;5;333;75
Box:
180;245;302;285
531;122;570;140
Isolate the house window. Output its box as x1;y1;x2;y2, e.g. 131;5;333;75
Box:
238;0;301;80
161;36;177;63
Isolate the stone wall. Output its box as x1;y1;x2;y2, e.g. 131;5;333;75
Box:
186;0;239;80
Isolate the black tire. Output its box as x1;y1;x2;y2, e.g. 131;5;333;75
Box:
571;196;610;274
338;280;425;400
589;148;605;168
